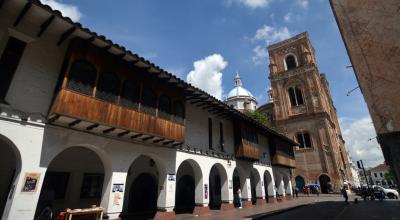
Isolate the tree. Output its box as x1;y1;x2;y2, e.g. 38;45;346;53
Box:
244;111;268;124
384;169;395;181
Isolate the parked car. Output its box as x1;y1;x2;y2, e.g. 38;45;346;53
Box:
373;186;399;199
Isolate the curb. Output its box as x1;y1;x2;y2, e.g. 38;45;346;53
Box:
247;202;316;220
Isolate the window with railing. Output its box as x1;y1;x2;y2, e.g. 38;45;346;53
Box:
141;87;157;115
67;60;97;96
120;79;140;110
96;71;120;103
158;94;171;120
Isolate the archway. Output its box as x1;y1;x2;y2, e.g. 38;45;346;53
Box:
295;176;305;191
208;164;227;210
175;160;202;214
263;171;273;202
0;137;21;218
232;169;241;207
250;169;261;205
35;147;105;218
123;155;159;219
319;174;331;194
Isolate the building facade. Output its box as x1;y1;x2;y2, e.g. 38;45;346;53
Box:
369;164;395;187
0;1;297;220
330;0;400;187
257;33;353;193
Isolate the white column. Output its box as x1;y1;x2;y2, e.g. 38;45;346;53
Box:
157;174;176;212
279;179;285;196
259;180;266;199
100;172;127;219
241;178;252;201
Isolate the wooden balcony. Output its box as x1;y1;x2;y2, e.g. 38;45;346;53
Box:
271;153;296;168
235;143;260;161
48;89;184;143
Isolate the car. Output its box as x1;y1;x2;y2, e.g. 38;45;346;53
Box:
374;186;399;199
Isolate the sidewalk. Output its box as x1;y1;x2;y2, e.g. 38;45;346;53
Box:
176;194;345;220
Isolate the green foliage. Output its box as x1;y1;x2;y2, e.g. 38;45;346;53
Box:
384;169;395;181
245;111;268;124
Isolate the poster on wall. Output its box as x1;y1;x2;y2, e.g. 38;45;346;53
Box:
204;184;208;199
112;184;124;192
113;192;122;206
21;172;41;192
168;174;176;181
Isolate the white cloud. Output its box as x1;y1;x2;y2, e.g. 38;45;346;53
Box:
253;25;291;45
296;0;309;9
186;54;228;100
225;0;273;9
340;117;385;167
284;12;292;22
252;45;268;65
41;0;82;22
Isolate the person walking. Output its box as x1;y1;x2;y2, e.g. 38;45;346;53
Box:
295;186;299;198
341;186;349;204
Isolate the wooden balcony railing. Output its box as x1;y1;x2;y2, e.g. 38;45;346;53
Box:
49;89;184;142
271;153;296;168
235;143;260;161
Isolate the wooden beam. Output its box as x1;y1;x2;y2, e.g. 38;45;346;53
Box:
57;26;76;46
172;142;183;147
68;119;81;127
131;133;143;139
117;52;126;59
163;140;174;145
86;36;95;42
37;15;55;37
142;136;154;141
47;115;60;123
86;123;99;131
102;127;115;134
13;2;32;27
102;44;111;51
118;130;130;137
153;138;165;143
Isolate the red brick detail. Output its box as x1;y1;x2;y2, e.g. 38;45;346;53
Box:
154;211;176;220
220;203;235;211
256;198;267;205
193;206;211;216
242;200;253;208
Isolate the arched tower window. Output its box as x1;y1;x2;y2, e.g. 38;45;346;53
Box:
120;79;140;110
296;132;312;148
285;55;297;70
158;94;171;119
288;86;304;106
141;87;157;115
67;60;97;96
96;71;120;103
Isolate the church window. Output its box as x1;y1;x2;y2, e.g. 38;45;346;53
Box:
96;71;120;103
288;86;304;106
297;132;312;148
120;79;140;110
67;60;97;96
0;37;26;102
158;94;171;119
285;55;297;70
141;87;157;115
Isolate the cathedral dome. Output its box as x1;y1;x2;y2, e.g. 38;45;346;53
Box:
224;72;257;111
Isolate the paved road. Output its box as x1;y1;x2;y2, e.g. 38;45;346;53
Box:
257;200;400;220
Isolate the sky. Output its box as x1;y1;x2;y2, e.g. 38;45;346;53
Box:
41;0;384;167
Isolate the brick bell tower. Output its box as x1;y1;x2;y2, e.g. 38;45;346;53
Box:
265;32;352;192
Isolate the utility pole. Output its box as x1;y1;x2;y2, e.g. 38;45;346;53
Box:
357;160;370;189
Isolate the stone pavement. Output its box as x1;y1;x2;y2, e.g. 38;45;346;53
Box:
176;194;345;220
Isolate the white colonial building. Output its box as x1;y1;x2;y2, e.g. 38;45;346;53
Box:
224;73;258;112
0;1;297;220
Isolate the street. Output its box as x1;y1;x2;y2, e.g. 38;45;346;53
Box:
257;200;400;220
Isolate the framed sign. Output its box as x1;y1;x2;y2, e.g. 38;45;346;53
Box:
168;174;176;181
22;172;41;192
112;183;124;192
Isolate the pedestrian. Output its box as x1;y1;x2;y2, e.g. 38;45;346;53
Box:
306;186;310;197
237;188;242;208
341;186;349;204
295;186;299;198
